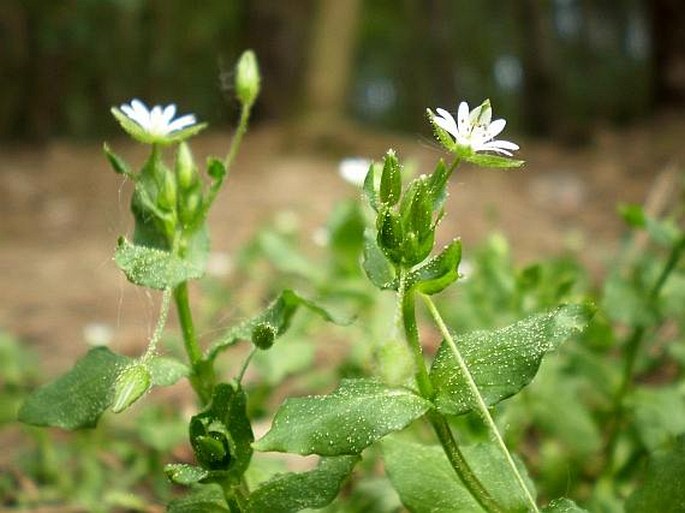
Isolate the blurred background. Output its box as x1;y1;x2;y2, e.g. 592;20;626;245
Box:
1;0;683;143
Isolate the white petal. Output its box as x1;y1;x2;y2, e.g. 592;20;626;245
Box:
167;114;196;132
487;139;519;150
457;102;470;134
486;119;506;139
434;108;458;137
162;104;177;123
131;99;150;123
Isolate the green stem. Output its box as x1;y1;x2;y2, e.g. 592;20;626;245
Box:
604;236;685;470
398;273;504;513
174;281;214;404
422;294;540;513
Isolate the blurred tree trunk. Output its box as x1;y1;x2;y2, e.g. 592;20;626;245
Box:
650;0;685;106
515;0;555;136
300;0;362;137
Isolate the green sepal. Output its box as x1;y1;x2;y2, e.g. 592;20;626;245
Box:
103;143;134;177
207;289;350;361
430;304;595;416
427;108;457;152
466;153;525;169
406;238;461;294
426;158;451;212
114;237;205;290
377;209;404;264
362;229;398;290
18;347;130;429
246;456;359;513
362;160;379;212
379;150;402;206
189;382;254;481
175;141;199;190
253;378;431;456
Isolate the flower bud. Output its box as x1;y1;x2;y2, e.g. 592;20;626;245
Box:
251;322;278;350
235;50;261;107
157;169;178;211
179;187;203;226
379;150;401;206
377;209;403;265
175;142;198;190
112;363;151;413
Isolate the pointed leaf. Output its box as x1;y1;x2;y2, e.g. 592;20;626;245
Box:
114;237;205;290
18;347;130;429
427;159;451;212
382;436;534;513
247;456;359;513
254;379;431;456
362;229;398;290
430;304;594;416
207;290;350;361
165;464;210;486
148;356;189;387
407;238;461;294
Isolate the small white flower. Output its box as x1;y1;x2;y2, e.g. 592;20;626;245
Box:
432;100;519;156
120;99;197;138
338;157;372;187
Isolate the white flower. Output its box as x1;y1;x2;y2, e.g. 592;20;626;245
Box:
432;100;519;156
120;99;197;138
338;157;371;187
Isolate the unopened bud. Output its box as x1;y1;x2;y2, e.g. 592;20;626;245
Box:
175;142;198;190
157;170;177;211
380;150;401;206
251;322;278;350
235;50;261;106
112;363;151;413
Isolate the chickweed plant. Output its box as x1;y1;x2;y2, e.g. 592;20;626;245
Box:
16;51;685;513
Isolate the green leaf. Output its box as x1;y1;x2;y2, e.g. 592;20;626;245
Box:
103;143;133;177
165;464;210;486
247;456;359;513
189;383;254;480
254;378;431;456
406;238;461;294
382;436;533;513
363;160;379;211
147;356;189;387
114;237;204;290
18;347;129;429
626;435;685;513
167;484;229;513
207;289;349;361
466;153;525;169
542;498;589;512
430;304;594;416
362;229;398;290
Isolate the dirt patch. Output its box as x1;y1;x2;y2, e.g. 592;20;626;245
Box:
1;115;683;375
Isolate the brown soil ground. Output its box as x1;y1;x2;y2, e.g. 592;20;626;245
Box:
1;115;684;377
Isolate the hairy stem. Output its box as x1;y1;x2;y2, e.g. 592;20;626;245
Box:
143;287;173;359
422;294;540;513
398;273;505;513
